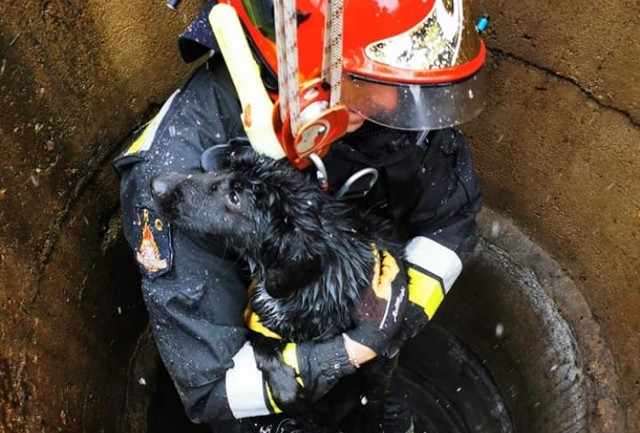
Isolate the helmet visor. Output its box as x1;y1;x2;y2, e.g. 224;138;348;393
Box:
340;67;486;130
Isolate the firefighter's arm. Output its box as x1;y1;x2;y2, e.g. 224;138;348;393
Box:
401;128;482;338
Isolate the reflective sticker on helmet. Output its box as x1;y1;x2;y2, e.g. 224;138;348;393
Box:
365;0;464;71
133;207;172;279
435;0;462;42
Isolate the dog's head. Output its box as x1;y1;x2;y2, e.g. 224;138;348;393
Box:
150;146;329;298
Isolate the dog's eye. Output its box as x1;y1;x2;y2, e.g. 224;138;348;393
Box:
228;191;240;205
209;184;218;193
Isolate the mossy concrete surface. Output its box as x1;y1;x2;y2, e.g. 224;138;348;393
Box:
1;0;638;431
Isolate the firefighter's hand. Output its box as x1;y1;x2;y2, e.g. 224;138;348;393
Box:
387;264;444;353
346;248;408;355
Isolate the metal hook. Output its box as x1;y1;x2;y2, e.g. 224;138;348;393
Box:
308;153;329;192
335;168;379;199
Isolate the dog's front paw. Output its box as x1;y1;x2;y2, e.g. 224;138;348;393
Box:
255;354;312;416
265;364;312;416
251;336;316;417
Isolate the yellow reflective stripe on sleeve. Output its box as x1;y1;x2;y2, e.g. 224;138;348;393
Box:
124;122;154;155
124;90;179;155
265;382;283;414
407;267;445;319
405;236;462;293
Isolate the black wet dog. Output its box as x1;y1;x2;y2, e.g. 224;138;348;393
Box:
150;144;404;432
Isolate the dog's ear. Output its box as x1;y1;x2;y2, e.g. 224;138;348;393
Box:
200;138;252;172
264;255;323;298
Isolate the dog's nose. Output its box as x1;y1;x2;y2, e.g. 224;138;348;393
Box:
150;176;170;199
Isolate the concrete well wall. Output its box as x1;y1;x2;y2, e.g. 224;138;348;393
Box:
0;0;638;431
466;1;639;430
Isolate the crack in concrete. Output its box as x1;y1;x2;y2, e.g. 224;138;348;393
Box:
25;139;125;308
25;104;163;309
489;47;640;128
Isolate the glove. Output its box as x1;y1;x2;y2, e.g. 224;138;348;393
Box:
392;264;446;347
345;247;408;355
261;338;357;410
248;308;357;410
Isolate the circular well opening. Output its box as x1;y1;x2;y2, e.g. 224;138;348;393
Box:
123;208;623;433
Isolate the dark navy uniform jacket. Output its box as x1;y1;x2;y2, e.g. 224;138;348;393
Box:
113;16;482;424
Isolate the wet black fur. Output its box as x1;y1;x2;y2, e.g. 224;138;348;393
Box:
150;146;400;431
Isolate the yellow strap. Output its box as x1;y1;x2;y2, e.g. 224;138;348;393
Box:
265;382;283;414
209;4;285;159
407;267;445;319
245;310;283;340
282;343;304;387
244;280;282;339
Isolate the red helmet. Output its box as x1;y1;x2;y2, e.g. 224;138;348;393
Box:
222;0;487;130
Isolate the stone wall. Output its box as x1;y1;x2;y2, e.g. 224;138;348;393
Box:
1;0;638;431
0;1;204;431
466;1;639;430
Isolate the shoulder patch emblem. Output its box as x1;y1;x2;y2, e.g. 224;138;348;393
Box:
133;207;172;279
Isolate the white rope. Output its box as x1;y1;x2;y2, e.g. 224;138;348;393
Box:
322;0;344;107
274;0;301;133
273;0;288;122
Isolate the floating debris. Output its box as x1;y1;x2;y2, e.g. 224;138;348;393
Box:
29;173;39;187
495;322;505;338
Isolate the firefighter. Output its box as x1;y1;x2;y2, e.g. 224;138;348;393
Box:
114;0;487;432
